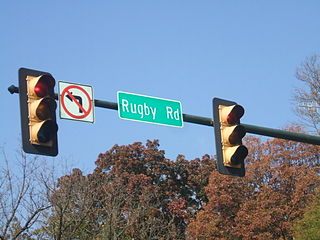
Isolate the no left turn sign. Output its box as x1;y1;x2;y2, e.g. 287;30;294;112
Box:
59;81;94;123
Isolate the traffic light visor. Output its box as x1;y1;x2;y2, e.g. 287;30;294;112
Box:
224;145;248;167
31;120;58;144
227;105;244;125
28;74;55;98
34;75;55;97
230;145;248;165
228;125;246;145
36;97;57;120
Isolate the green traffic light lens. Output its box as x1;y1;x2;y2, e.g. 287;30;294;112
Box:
230;145;248;165
37;120;58;143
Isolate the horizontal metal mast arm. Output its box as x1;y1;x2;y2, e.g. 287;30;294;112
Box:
8;85;320;145
182;114;212;126
242;123;320;145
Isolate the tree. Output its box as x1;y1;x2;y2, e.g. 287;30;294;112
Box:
44;140;215;240
40;168;101;240
187;131;320;240
294;54;320;134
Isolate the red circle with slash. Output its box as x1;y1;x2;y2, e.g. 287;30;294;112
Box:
60;85;93;119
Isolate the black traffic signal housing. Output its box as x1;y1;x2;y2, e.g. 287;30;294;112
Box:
18;68;58;156
213;98;248;177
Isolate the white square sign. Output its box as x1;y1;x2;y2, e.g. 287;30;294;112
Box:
58;81;94;123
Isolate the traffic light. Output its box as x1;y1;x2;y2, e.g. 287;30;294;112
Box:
213;98;248;177
18;68;58;156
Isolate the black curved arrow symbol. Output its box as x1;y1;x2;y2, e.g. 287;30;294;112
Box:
66;92;83;113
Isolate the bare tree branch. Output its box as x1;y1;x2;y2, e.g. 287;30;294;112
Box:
0;149;51;240
293;54;320;134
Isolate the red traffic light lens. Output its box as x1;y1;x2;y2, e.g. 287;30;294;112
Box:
36;98;57;120
227;105;244;125
34;75;55;97
37;120;58;143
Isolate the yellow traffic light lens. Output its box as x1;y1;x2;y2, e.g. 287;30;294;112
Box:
34;75;55;97
228;125;246;145
36;103;50;120
37;120;58;143
227;105;244;125
230;145;248;165
36;98;57;120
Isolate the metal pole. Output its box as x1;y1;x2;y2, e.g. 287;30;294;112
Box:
8;85;320;145
242;123;320;145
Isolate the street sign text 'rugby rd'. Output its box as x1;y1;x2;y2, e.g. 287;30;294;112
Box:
117;91;183;128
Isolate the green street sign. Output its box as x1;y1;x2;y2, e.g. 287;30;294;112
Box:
117;91;183;128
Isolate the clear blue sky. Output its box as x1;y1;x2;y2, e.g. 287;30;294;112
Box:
1;1;320;173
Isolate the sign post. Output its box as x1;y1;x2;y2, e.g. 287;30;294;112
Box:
117;91;183;128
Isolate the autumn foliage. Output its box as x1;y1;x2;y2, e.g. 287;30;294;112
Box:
46;140;215;239
43;127;320;239
187;128;320;240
